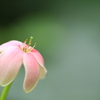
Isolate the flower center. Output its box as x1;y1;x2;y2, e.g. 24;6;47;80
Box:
20;37;36;53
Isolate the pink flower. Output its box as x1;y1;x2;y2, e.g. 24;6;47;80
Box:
0;38;47;93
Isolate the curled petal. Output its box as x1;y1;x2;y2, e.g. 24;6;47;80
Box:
0;40;23;52
23;53;40;93
0;46;23;86
39;65;47;79
31;49;47;79
31;49;44;66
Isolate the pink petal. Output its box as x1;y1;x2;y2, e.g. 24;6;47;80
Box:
31;49;44;66
31;49;47;79
0;46;23;86
23;53;40;93
0;40;23;52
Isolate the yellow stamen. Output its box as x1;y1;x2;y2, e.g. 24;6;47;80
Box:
33;43;36;48
24;39;28;44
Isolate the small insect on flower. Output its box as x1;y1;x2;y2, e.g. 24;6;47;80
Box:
0;37;47;93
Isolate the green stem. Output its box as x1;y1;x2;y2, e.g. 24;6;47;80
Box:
0;82;12;100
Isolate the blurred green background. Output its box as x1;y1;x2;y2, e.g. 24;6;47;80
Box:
0;0;100;100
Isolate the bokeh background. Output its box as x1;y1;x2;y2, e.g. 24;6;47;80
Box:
0;0;100;100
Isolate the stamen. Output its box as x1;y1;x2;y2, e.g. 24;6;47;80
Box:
22;37;36;53
28;37;33;46
24;39;28;44
33;43;36;48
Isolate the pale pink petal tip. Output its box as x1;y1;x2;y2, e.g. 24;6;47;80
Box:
39;66;47;79
24;80;39;93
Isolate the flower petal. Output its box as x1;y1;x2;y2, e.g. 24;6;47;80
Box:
31;49;47;79
39;65;47;79
23;53;40;93
0;46;23;86
0;40;23;52
31;49;44;66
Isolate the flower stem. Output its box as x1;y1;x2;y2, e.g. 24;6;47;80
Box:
0;82;12;100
